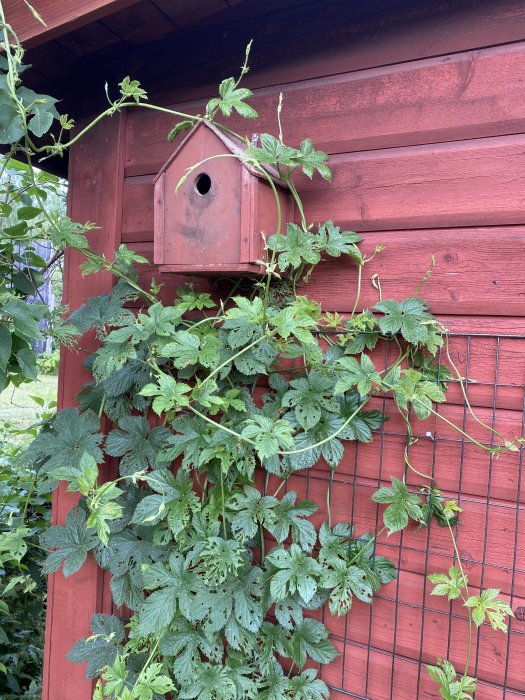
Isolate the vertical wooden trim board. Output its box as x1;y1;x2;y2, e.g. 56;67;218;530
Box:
42;111;127;700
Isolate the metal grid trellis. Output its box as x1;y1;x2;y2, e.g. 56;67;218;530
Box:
107;332;525;699
298;333;525;700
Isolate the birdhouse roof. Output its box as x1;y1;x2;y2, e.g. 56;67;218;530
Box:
154;120;284;186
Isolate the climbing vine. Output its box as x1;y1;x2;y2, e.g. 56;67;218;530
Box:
1;8;518;698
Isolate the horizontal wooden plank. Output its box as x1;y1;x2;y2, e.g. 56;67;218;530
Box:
125;42;525;173
298;134;525;231
4;0;142;47
99;2;176;43
123;0;525;118
149;0;228;26
125;225;525;315
124;133;525;237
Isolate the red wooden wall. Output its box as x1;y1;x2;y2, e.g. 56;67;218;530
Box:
44;2;525;698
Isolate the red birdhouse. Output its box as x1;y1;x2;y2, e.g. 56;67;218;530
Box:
153;121;292;276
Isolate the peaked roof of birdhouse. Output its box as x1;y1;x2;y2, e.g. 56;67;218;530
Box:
154;120;284;185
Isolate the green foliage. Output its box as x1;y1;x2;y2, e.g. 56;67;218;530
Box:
371;478;424;534
429;566;468;601
207;77;258;120
36;350;60;375
426;659;476;700
0;408;53;698
40;507;99;576
266;220;361;275
464;589;514;632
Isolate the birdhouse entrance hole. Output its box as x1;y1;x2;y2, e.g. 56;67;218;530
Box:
195;173;212;196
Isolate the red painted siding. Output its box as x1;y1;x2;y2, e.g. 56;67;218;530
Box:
47;2;525;698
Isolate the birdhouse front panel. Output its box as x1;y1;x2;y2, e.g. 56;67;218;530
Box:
154;122;291;276
154;124;243;269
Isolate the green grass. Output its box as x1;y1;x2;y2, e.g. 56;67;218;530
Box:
0;375;58;433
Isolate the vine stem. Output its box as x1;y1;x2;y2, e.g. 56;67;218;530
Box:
201;332;273;388
192;397;371;459
286;177;307;231
220;469;227;540
349;262;364;319
419;401;497;454
327;468;334;528
446;520;474;682
130;638;160;694
444;334;509;444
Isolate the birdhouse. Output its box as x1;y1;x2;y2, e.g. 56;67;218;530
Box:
153;121;292;276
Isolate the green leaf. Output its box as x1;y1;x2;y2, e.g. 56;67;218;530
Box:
0;92;24;143
371;477;424;535
318;220;362;261
391;368;446;419
27;408;104;481
207;77;258;119
134;468;200;535
290;618;338;668
464;588;514;632
241;415;294;460
199;537;246;584
48;215;91;249
139;372;191;414
227;485;278;541
246;132;299;167
223;296;264;348
374;298;434;346
428;566;468;601
179;661;237;699
335;354;381;396
266;544;323;604
119;76;148;102
15;347;37;380
426;659;476;700
17;205;41;220
268;491;317;552
321;560;373;615
269;304;318;346
160;620;221;685
296;138;332;180
267;223;321;272
138;552;199;634
168;120;194;141
86;483;124;546
282;371;339;430
105;416;171;475
163;331;221;369
286;668;330;700
134;662;175;699
67;614;124;679
51;451;99;495
176;284;215;312
40;507;99;577
162;415;211;468
0;324;12;372
4;297;44;340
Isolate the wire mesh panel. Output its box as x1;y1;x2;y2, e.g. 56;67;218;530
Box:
288;333;525;699
106;333;525;698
